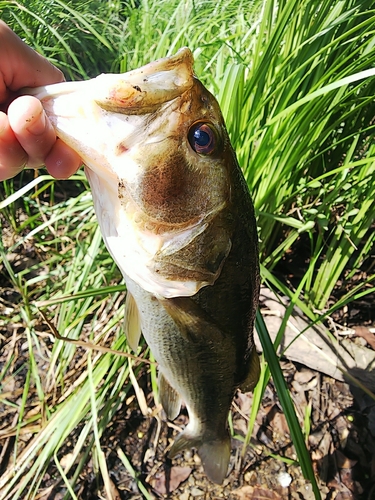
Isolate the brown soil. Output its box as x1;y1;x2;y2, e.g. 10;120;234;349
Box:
1;204;375;499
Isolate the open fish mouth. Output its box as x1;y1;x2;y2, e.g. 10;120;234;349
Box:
26;48;233;298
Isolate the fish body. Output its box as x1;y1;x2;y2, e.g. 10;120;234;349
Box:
28;48;260;483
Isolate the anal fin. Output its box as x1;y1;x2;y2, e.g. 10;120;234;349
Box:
124;291;142;352
159;372;181;420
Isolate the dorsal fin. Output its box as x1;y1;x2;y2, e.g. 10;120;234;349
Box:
124;291;142;352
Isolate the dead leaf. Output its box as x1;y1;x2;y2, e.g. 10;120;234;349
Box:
335;450;357;469
60;452;75;469
353;326;375;350
233;485;282;499
235;392;253;414
268;407;289;436
294;368;316;385
335;492;355;500
149;466;191;495
99;478;121;500
108;478;121;500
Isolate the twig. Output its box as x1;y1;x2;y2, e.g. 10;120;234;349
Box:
38;308;154;365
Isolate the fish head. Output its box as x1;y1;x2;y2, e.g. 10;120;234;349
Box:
29;48;237;298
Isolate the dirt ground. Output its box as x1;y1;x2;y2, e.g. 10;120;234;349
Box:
64;363;375;500
1;210;375;499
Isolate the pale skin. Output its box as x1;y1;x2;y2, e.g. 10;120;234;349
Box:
0;21;81;181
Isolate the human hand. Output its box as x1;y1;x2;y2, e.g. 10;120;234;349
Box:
0;21;81;181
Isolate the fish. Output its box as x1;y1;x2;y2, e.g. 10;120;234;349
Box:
27;48;260;484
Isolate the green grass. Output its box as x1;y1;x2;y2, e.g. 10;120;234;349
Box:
1;0;375;498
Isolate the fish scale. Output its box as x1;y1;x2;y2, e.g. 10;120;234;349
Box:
26;47;260;484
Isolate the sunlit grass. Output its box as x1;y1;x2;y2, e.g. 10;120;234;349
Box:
1;0;375;498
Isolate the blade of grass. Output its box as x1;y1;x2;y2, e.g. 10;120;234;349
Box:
117;447;153;500
256;310;321;500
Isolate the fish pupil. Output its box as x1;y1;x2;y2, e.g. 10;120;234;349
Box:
194;128;210;147
188;122;216;155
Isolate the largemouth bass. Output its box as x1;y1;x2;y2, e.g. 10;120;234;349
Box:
28;48;260;484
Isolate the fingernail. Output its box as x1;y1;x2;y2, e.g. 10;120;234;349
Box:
27;109;47;136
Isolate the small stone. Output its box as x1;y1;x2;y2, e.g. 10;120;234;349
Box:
244;470;257;484
278;471;292;487
190;486;204;497
180;492;190;500
244;472;251;482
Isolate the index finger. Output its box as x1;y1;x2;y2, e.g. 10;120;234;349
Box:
0;21;64;102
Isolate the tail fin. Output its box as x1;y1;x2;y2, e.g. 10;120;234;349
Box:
198;436;231;484
168;429;231;484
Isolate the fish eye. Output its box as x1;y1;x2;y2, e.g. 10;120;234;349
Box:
188;122;217;155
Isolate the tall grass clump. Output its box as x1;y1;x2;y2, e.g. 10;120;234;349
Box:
1;0;374;498
215;0;375;312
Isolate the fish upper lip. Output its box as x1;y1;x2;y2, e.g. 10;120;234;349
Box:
24;47;195;112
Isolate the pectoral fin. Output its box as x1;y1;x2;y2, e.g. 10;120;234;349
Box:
159;296;225;343
124;291;142;352
240;347;260;392
159;372;181;420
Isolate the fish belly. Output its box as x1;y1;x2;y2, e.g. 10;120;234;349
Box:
124;275;236;483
